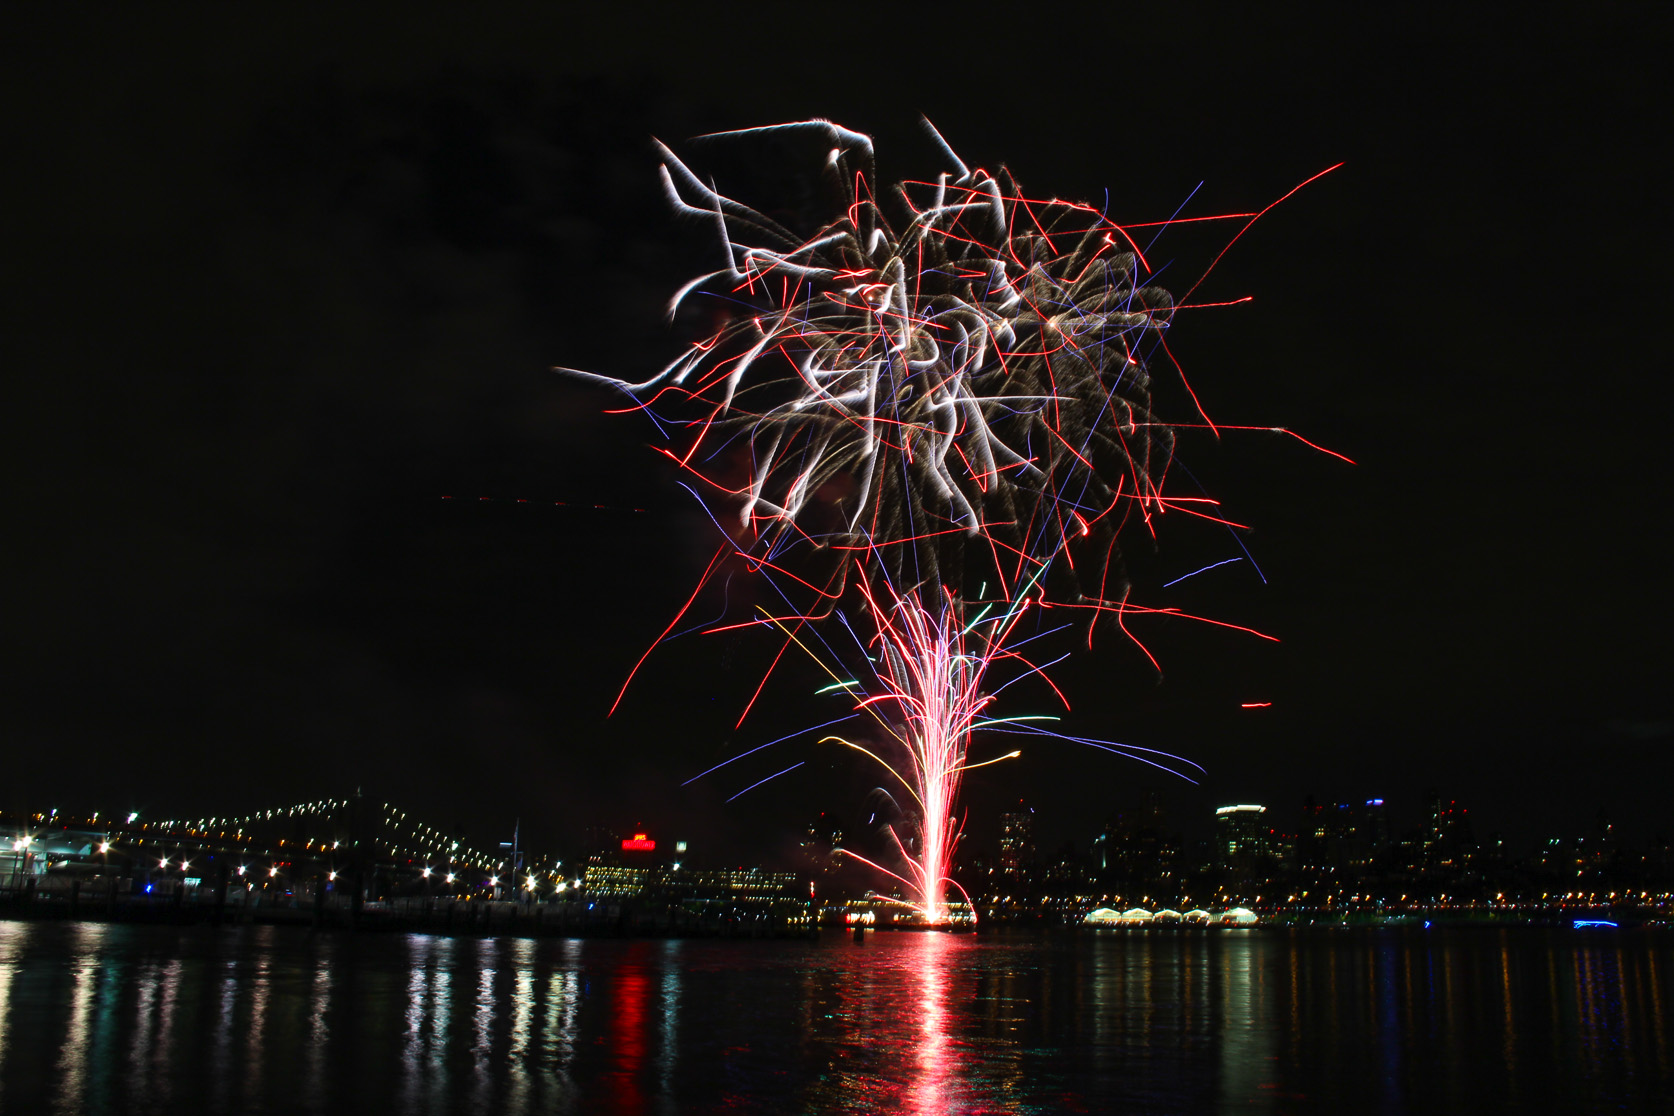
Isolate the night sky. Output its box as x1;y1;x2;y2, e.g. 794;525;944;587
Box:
9;9;1671;864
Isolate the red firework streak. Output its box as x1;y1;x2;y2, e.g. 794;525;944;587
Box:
559;119;1344;923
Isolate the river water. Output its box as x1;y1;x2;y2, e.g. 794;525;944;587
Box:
0;920;1668;1114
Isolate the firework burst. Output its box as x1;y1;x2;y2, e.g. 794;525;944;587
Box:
563;119;1331;923
560;117;1177;614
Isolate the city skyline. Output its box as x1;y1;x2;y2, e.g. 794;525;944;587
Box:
10;776;1668;928
7;775;1662;876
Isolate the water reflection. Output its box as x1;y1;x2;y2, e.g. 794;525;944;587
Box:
0;927;14;1112
507;937;535;1115
542;941;580;1107
906;933;952;1114
126;957;158;1098
51;923;105;1115
1216;935;1276;1112
1375;937;1405;1114
242;950;271;1109
658;941;680;1101
471;937;498;1111
603;944;650;1113
400;937;430;1113
303;936;334;1112
0;923;1667;1113
210;956;239;1112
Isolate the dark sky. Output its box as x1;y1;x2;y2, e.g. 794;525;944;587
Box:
8;8;1671;863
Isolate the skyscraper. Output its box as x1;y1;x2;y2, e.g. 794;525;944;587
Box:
1423;792;1475;868
999;801;1035;874
1215;804;1277;874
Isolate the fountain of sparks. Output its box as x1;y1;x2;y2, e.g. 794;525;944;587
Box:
816;578;1025;924
559;119;1340;925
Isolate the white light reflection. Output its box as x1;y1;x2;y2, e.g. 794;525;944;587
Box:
210;957;239;1113
428;936;455;1109
506;938;535;1115
127;960;159;1097
472;939;499;1111
51;923;107;1116
302;938;334;1112
242;953;272;1109
402;936;433;1113
152;955;182;1108
402;934;457;1114
542;942;582;1108
0;927;20;1109
659;940;682;1098
1215;937;1271;1111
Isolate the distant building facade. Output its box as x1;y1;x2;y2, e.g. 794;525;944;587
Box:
999;802;1036;874
1215;805;1279;874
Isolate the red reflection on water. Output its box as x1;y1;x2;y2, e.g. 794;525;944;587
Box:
906;933;953;1115
601;952;649;1114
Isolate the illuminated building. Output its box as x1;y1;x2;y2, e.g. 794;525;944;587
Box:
1214;805;1277;874
1358;798;1391;861
999;801;1035;874
799;813;845;877
582;828;798;910
582;864;651;897
582;862;798;903
1423;792;1476;867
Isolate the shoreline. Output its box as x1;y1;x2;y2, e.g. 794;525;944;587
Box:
3;899;1666;940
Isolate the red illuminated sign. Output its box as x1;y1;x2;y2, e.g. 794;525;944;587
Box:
621;834;655;851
